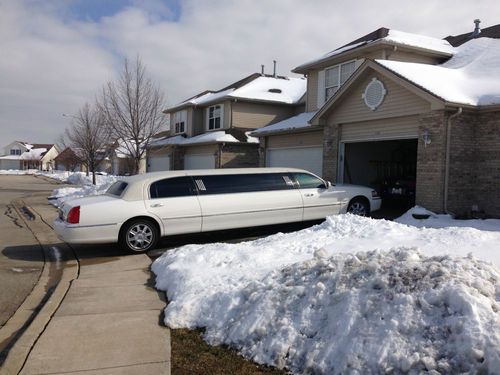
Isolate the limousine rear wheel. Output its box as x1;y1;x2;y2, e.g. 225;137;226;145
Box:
119;219;159;253
347;198;370;216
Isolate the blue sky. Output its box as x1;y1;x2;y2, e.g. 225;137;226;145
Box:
1;0;500;144
66;0;182;22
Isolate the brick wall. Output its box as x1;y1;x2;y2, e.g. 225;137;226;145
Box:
415;111;447;212
220;144;259;168
474;111;500;217
447;111;477;215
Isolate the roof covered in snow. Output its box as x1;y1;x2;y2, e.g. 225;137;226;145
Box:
167;74;306;112
294;28;454;72
251;111;319;136
377;38;500;106
149;131;241;147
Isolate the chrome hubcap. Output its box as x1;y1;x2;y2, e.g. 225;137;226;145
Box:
126;223;153;251
348;202;367;216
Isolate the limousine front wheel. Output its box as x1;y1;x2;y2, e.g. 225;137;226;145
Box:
347;198;370;216
119;219;159;253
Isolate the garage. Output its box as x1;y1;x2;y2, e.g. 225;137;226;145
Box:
339;117;419;211
148;154;171;172
184;154;215;170
266;147;323;177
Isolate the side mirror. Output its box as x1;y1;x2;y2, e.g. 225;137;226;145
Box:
325;181;332;189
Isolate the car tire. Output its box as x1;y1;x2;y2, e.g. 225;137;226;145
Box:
347;198;370;216
119;219;159;253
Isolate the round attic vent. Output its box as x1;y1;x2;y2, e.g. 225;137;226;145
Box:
268;88;282;93
362;78;386;110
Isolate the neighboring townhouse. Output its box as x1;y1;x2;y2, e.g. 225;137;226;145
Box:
110;139;146;175
0;141;59;170
54;147;85;172
147;72;306;171
254;21;500;217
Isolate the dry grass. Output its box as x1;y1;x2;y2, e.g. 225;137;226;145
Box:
171;328;287;375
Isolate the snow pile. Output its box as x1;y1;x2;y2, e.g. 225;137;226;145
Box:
49;173;116;207
396;206;500;232
153;213;500;374
0;169;32;175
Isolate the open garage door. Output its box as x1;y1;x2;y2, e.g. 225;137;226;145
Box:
341;139;417;211
184;154;215;170
266;147;323;177
148;154;170;172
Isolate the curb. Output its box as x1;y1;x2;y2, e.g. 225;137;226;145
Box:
0;200;78;375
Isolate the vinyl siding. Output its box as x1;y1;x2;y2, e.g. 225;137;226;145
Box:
327;71;431;125
267;130;323;149
306;70;318;112
231;102;296;129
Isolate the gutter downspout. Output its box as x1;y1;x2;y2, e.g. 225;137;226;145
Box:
444;107;462;214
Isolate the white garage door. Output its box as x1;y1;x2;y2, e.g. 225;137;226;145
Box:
184;154;215;170
266;147;323;177
148;155;170;172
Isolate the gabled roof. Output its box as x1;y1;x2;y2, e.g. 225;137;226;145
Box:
311;37;500;125
293;28;454;73
166;73;306;113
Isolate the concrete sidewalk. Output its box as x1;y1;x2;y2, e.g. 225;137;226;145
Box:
10;194;171;374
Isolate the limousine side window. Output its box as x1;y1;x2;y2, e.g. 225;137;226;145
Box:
150;177;195;199
195;173;294;195
293;173;327;189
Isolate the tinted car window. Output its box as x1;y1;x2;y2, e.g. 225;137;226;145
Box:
195;173;294;195
106;181;128;197
293;173;326;189
150;177;195;199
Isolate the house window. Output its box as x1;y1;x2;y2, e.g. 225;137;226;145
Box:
325;60;356;101
207;104;223;130
174;110;187;134
10;149;21;155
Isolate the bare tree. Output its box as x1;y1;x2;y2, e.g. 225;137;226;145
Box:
101;56;167;174
63;103;111;185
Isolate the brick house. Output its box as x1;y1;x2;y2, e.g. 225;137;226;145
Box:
147;72;306;171
253;21;500;217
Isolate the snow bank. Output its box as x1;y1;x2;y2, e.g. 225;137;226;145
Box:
48;172;116;207
152;213;500;374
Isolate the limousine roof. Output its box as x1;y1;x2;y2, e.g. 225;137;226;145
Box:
119;168;316;200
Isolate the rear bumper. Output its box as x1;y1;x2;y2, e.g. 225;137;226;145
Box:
53;218;119;244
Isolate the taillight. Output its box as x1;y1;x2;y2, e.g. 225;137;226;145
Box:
67;206;80;224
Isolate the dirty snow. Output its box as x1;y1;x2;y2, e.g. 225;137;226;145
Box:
153;211;500;374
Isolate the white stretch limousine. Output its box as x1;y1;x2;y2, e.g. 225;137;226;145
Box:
54;168;381;252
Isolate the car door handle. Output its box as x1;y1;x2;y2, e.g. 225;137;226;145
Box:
150;203;163;208
304;193;315;197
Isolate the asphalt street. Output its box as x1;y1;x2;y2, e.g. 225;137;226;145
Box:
0;175;59;328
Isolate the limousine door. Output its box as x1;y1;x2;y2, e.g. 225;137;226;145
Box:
193;173;303;232
292;173;343;221
145;176;202;235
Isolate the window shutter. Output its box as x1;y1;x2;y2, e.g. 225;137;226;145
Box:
317;69;326;108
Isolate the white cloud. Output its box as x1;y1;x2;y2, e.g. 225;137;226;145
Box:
0;0;499;144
